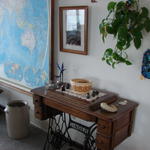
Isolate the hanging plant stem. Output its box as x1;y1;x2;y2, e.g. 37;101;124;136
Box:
99;0;150;68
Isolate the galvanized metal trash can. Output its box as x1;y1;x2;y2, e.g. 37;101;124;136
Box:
4;100;30;139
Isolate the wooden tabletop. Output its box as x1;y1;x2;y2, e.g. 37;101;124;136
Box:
31;87;138;122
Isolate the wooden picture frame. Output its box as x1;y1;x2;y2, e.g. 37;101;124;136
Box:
59;6;88;55
50;0;55;80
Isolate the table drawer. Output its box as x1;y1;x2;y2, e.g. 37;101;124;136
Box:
113;124;129;147
97;119;112;135
114;112;130;130
34;106;44;120
96;133;112;150
33;95;42;106
33;95;49;120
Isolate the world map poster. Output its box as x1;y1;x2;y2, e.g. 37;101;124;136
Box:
0;0;50;89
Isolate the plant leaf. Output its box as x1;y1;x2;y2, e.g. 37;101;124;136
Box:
111;19;121;36
141;7;149;18
124;33;132;49
107;1;116;11
102;57;105;61
144;19;150;32
116;40;126;50
104;48;113;57
134;38;141;49
136;24;145;31
99;23;105;34
132;30;143;39
125;60;132;65
106;59;111;65
106;25;114;34
118;26;128;40
129;10;139;23
102;34;105;43
113;52;126;62
99;23;107;42
116;1;125;11
112;62;116;68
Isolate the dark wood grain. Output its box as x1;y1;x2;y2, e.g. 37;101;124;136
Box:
50;0;55;80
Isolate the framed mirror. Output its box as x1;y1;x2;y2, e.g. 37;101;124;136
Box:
59;6;88;55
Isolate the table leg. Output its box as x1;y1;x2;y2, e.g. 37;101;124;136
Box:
43;113;98;150
67;115;97;150
43;112;71;150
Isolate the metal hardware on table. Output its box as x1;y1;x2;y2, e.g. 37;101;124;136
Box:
68;115;97;150
43;113;97;150
43;112;70;150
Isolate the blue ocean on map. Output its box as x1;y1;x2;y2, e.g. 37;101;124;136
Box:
0;0;49;88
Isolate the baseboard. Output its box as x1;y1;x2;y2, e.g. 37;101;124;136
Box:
30;121;47;133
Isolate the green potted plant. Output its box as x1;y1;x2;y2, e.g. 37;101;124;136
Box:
100;0;150;68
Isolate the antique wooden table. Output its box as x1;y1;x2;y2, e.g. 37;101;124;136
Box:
31;87;138;150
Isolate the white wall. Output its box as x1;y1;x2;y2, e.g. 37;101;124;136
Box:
55;0;150;150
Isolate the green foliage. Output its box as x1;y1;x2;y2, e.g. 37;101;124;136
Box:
99;0;150;68
107;2;116;11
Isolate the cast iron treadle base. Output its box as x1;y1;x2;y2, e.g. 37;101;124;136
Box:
43;113;97;150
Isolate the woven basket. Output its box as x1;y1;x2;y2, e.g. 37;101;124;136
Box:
70;79;92;94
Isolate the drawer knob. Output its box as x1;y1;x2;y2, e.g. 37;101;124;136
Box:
36;111;40;114
35;99;39;103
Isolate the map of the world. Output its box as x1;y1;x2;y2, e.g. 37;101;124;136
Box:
0;0;49;88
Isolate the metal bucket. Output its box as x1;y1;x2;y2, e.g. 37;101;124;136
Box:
5;100;30;139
